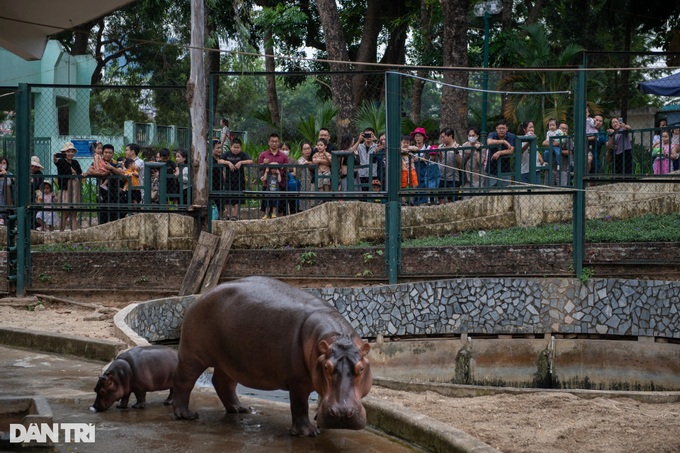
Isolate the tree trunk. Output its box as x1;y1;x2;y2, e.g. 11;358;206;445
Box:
620;19;632;123
410;0;434;125
189;0;209;212
380;0;408;65
316;0;355;136
523;0;545;27
351;0;382;106
264;29;281;126
441;0;470;141
71;20;97;56
501;0;513;30
206;17;221;126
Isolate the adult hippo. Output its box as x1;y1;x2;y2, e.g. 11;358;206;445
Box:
172;276;372;436
92;346;178;412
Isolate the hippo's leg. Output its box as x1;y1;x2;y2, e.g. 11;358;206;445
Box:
212;368;249;414
131;391;147;409
172;359;205;420
288;385;318;437
116;393;131;409
163;389;174;406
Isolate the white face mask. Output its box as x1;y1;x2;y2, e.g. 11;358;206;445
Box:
468;136;477;143
281;150;289;156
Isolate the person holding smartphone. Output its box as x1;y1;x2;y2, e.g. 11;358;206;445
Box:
606;117;633;174
355;128;377;191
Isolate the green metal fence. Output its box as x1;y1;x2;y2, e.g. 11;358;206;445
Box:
3;57;680;295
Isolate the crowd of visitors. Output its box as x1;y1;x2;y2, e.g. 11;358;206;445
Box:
1;111;678;229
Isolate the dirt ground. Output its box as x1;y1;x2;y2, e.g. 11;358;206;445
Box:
2;297;680;453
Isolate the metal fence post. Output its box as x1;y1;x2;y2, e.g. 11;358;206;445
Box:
15;83;31;295
385;72;402;284
573;68;586;278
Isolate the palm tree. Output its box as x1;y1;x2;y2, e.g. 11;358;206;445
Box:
295;101;339;145
498;24;584;135
355;100;386;134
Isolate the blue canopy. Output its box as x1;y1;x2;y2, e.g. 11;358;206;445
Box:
639;72;680;96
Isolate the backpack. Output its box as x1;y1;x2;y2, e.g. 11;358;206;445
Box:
287;172;301;191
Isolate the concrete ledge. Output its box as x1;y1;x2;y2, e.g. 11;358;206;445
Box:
364;396;500;453
374;377;680;404
0;327;125;362
0;396;54;448
113;303;151;347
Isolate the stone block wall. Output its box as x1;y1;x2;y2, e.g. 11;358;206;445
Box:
122;296;195;343
119;278;680;345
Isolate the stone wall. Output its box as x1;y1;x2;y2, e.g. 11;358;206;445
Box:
118;278;680;345
0;213;195;250
25;243;680;291
29;251;192;290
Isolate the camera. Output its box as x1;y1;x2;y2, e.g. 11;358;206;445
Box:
363;133;372;139
55;152;65;159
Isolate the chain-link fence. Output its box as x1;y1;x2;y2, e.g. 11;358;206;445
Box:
2;84;197;293
581;53;680;274
2;58;679;294
22;84;193;230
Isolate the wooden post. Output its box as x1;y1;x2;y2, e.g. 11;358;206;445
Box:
179;231;220;296
200;229;236;292
188;0;209;211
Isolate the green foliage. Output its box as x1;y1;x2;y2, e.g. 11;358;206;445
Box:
300;251;318;266
38;273;51;283
81;180;99;205
254;4;307;45
355;101;386;134
296;251;318;271
296;102;339;145
362;250;383;263
27;301;44;312
579;267;594;284
499;24;584;136
89;88;148;136
62;263;73;272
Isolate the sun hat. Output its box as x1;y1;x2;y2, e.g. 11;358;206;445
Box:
410;127;428;140
60;142;77;152
30;156;44;168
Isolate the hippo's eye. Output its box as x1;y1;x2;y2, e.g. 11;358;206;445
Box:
324;361;334;375
354;362;364;375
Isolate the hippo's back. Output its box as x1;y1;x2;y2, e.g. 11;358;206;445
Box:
181;277;338;351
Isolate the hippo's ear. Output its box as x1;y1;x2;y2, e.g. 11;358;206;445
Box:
102;373;116;389
318;340;330;355
360;341;370;357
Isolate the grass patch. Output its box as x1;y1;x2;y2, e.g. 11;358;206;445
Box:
403;213;680;247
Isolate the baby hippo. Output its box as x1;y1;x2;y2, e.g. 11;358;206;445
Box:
92;346;178;412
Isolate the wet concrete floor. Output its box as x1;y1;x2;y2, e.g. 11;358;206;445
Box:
0;346;420;452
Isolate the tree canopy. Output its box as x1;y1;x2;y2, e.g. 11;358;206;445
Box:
54;0;680;143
